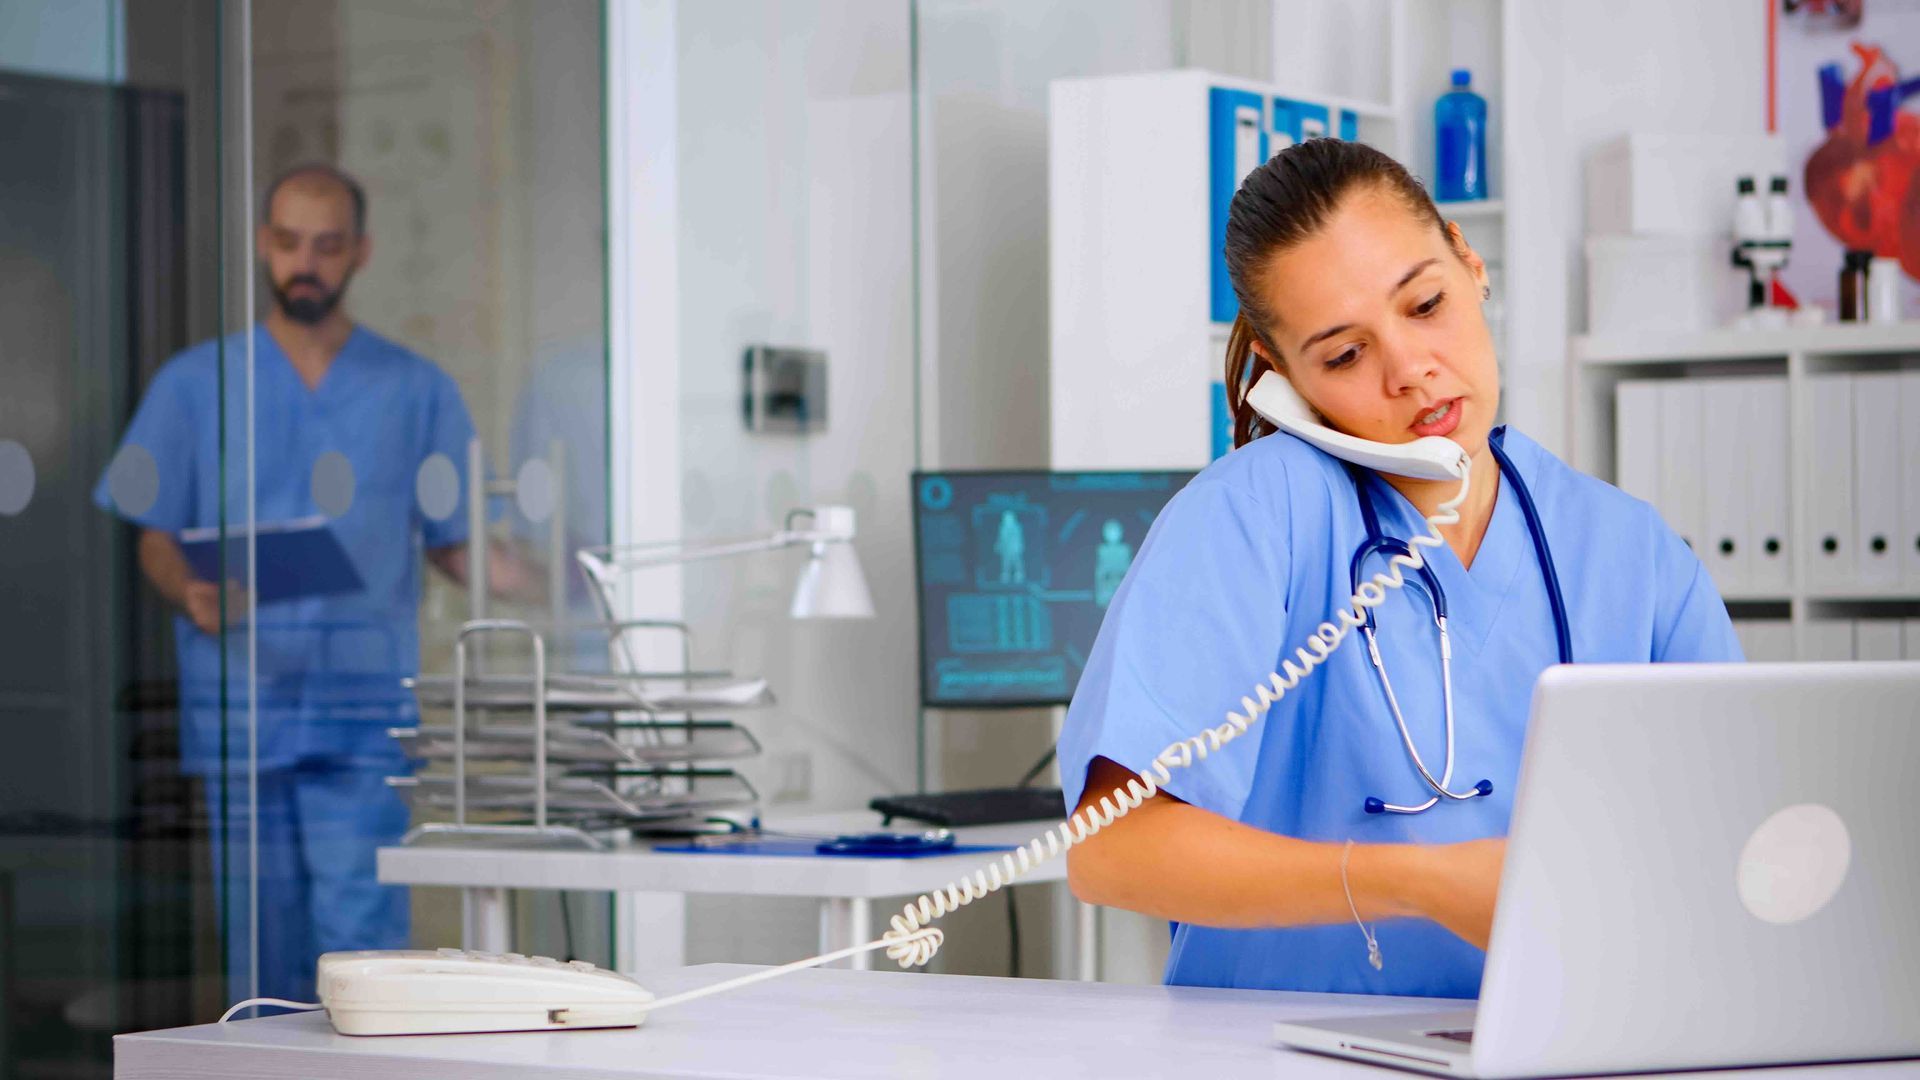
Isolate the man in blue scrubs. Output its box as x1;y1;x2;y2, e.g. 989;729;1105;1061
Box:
95;164;498;1002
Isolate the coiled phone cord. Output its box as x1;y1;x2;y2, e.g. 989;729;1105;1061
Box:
225;468;1469;1025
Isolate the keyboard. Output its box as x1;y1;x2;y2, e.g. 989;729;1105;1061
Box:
869;786;1066;828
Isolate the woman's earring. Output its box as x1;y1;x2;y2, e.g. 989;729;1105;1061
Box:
1481;284;1491;301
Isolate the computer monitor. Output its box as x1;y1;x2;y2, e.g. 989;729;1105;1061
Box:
910;469;1194;708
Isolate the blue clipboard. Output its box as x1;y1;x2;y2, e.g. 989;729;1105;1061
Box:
177;516;365;603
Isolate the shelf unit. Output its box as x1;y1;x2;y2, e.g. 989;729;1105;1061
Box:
1570;322;1920;659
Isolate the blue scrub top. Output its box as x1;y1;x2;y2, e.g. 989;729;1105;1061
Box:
95;325;476;776
1057;427;1741;1000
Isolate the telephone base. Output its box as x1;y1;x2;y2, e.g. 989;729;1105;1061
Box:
316;949;653;1037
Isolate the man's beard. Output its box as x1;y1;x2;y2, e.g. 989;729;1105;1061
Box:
269;272;350;325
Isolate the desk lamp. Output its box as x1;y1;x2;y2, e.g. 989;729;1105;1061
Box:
576;505;875;625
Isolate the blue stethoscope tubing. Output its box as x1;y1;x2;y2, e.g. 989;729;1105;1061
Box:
1345;427;1572;815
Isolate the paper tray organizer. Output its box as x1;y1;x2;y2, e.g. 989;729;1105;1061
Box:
391;619;770;849
390;718;761;767
390;771;759;825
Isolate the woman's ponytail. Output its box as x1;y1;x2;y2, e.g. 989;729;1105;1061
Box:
1222;312;1275;450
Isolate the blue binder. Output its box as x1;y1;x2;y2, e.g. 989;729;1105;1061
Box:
177;516;365;603
654;836;1013;859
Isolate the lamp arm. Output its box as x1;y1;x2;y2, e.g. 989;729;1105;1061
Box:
579;529;847;576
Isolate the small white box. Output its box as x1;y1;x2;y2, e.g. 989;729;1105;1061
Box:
1585;133;1786;236
1585;233;1742;335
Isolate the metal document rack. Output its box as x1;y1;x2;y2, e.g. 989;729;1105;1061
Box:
390;619;769;848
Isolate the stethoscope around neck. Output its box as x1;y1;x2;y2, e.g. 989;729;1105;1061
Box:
1345;427;1573;815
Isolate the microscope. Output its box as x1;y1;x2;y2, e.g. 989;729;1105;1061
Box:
1731;174;1792;316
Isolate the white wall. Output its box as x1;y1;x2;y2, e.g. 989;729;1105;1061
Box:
917;0;1187;472
1504;0;1765;453
667;0;922;968
1268;0;1391;105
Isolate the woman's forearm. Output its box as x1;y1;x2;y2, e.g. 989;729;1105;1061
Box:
1065;782;1432;929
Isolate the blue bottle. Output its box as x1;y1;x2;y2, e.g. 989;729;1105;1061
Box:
1434;69;1487;201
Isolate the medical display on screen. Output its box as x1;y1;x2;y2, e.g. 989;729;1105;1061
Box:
911;470;1193;707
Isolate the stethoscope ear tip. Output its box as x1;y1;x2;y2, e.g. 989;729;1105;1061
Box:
1473;779;1494;797
1363;797;1386;815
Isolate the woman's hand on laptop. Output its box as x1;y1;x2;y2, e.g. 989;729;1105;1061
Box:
1415;838;1507;950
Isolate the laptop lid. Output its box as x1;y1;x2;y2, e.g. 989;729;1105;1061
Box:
1471;662;1920;1077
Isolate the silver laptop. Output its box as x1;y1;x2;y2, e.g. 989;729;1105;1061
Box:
1275;662;1920;1077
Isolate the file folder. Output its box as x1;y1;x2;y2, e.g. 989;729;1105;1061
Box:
1656;381;1703;556
1801;619;1853;661
1700;380;1750;596
1732;619;1793;662
1613;380;1660;505
1851;373;1902;588
177;516;364;603
1744;379;1792;595
1903;374;1920;592
1853;619;1903;661
1804;375;1855;592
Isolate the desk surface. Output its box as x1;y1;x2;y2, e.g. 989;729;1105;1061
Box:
114;964;1920;1080
378;812;1068;898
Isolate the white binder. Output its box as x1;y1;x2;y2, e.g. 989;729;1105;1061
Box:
1613;380;1661;505
1657;381;1704;557
1854;619;1904;661
1699;380;1750;596
1851;373;1902;588
1903;374;1920;591
1906;618;1920;661
1804;375;1855;592
1801;618;1854;661
1732;618;1794;662
1744;379;1792;594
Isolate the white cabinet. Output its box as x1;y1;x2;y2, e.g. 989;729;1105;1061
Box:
1576;323;1920;660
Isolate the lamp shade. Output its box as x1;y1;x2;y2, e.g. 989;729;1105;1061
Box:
789;539;874;619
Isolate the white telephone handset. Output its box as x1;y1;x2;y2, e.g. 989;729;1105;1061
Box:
220;378;1480;1039
1243;369;1468;480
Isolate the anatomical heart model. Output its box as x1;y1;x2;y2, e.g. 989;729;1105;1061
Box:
1778;0;1920;310
1803;42;1920;278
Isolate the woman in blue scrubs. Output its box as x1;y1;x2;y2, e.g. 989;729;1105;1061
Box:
1058;139;1741;999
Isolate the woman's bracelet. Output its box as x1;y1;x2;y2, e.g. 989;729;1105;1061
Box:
1341;839;1384;971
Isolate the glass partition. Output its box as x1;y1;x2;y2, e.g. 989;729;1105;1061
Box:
235;0;612;998
7;5;612;1065
1;1;233;1071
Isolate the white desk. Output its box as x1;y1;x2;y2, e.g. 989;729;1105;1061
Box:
114;964;1920;1080
377;813;1096;977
